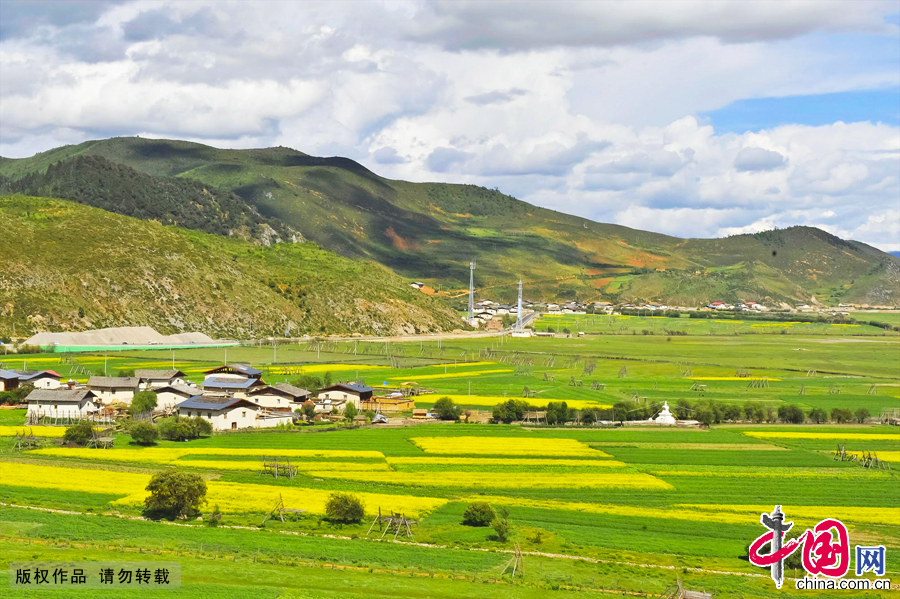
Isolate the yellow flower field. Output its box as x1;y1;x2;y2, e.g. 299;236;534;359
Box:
427;361;497;368
0;426;68;437
843;451;900;462
30;447;386;463
306;470;673;490
744;432;900;441
677;504;900;527
388;369;513;381
411;436;601;456
686;376;781;381
386;457;621;467
413;394;611;410
0;462;445;517
173;460;391;473
283;364;380;375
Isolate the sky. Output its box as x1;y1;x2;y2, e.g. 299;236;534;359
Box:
1;0;899;251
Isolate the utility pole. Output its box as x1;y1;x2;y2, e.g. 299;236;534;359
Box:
467;260;475;323
516;279;523;331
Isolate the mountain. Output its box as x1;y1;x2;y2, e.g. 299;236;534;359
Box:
0;195;461;339
2;137;898;306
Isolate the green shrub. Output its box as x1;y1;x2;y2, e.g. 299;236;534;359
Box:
831;408;853;424
491;506;511;542
62;421;94;446
129;390;157;416
808;408;829;424
344;402;359;421
143;470;207;520
158;416;211;441
777;405;805;424
462;502;495;527
301;402;317;422
854;408;870;424
129;421;157;445
325;492;365;524
433;396;461;421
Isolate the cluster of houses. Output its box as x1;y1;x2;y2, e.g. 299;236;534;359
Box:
14;364;380;432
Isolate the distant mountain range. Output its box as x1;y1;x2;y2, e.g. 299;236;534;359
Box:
1;136;898;338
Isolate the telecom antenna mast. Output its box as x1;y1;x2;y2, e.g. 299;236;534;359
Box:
515;280;523;330
467;261;476;322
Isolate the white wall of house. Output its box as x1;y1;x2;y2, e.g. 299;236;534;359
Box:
27;399;100;417
144;377;185;389
317;390;361;409
91;388;137;405
155;391;191;410
249;393;297;410
29;377;61;390
180;404;262;431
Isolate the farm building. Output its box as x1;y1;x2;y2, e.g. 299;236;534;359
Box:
361;395;415;413
135;369;186;388
0;369;19;392
248;383;311;411
200;363;266;397
15;370;62;389
176;395;292;431
311;397;348;414
88;376;140;404
25;389;101;418
317;383;373;409
153;383;198;410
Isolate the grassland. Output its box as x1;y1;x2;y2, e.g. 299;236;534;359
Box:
1;315;898;598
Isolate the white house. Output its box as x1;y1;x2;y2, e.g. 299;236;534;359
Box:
88;376;140;405
176;395;292;431
317;383;374;410
248;383;311;411
153;383;198;410
0;369;19;392
135;369;186;389
15;370;62;390
26;389;101;418
200;364;266;398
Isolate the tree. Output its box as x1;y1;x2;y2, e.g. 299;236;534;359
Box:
63;421;94;446
491;506;511;542
344;402;359;421
830;408;853;424
143;470;207;520
545;401;569;425
323;371;333;387
854;408;870;424
492;399;529;424
777;405;805;424
612;401;633;423
695;408;714;427
158;416;211;441
129;421;158;445
808;408;829;424
722;404;743;422
462;502;495;527
189;417;212;438
325;492;364;524
301;402;317;422
433;396;461;421
129;390;157;416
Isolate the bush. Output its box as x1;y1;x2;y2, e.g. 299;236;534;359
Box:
129;390;157;416
808;408;829;424
0;383;33;405
854;408;870;424
129;421;158;445
433;396;461;421
831;408;853;424
491;506;511;542
462;502;495;527
206;504;222;527
344;402;359;421
158;416;211;441
301;402;317;422
777;405;805;424
62;421;94;446
143;470;207;520
325;492;365;524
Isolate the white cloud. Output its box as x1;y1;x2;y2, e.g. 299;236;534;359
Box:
0;0;898;252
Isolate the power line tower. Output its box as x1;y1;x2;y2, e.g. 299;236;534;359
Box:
467;260;476;323
515;279;523;330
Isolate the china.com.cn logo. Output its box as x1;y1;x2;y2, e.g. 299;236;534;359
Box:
748;505;887;590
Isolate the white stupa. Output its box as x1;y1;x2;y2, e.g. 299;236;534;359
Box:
654;401;677;425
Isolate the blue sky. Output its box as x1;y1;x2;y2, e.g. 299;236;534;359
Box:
0;0;898;250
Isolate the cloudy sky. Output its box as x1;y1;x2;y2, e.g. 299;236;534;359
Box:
2;0;899;250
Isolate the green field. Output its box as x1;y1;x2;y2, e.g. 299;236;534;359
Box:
2;322;898;598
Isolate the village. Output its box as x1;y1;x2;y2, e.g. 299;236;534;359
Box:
0;364;420;431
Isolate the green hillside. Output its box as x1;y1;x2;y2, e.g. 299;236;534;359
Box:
0;195;461;339
2;137;898;306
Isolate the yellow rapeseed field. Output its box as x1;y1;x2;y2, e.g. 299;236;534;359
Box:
113;481;447;516
744;432;900;441
411;436;601;456
686;376;781;381
0;462;148;495
177;460;391;472
677;504;900;526
843;451;900;462
388;369;513;381
413;394;611;410
287;364;380;374
386;457;621;467
31;447;385;461
305;471;673;490
0;426;68;437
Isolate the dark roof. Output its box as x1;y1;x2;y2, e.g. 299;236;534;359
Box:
177;395;257;411
154;383;196;396
320;383;374;394
135;369;185;380
15;370;62;381
0;369;20;381
201;376;261;390
88;376;140;388
26;389;97;403
274;383;311;397
202;364;262;377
